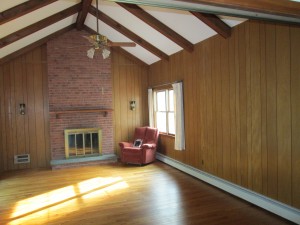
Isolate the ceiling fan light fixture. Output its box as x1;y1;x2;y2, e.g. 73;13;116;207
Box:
87;48;95;59
102;48;111;59
84;0;134;60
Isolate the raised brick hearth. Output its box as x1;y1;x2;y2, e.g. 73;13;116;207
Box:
47;29;115;169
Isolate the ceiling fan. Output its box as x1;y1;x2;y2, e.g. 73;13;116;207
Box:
84;0;136;59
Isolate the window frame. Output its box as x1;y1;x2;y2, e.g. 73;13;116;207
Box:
153;87;175;136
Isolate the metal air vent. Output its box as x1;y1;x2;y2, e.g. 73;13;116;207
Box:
14;154;30;164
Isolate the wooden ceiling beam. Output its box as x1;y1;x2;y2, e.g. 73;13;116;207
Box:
109;0;300;24
76;0;93;30
190;11;231;38
181;0;300;19
0;4;81;49
0;0;58;25
117;3;194;52
89;6;169;61
0;24;76;65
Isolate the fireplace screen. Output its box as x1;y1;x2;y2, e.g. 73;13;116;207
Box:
64;128;102;158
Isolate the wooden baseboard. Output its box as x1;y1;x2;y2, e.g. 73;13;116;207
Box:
156;153;300;224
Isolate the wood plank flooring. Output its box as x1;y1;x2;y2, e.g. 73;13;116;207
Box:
0;161;295;225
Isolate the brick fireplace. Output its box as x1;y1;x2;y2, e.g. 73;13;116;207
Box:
47;29;116;169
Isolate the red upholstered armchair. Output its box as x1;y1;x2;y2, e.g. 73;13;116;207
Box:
119;127;159;165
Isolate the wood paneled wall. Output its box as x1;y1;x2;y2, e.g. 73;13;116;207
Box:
0;45;50;172
149;20;300;209
112;52;149;155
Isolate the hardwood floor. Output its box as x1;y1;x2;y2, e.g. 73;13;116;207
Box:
0;161;295;225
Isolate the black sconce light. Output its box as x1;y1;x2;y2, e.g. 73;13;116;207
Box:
130;100;136;111
19;103;25;115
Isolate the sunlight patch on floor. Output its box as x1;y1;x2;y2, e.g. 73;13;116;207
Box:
11;185;76;218
82;181;129;199
77;177;123;193
8;176;128;225
9;199;79;225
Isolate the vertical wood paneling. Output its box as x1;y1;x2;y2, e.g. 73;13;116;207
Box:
276;25;292;205
2;65;10;171
214;37;223;177
134;67;141;128
193;51;200;169
229;32;237;183
148;20;300;209
141;68;148;126
249;21;262;193
33;48;46;168
204;39;214;174
245;22;253;190
120;66;129;142
42;47;51;167
290;26;300;209
112;52;149;156
26;51;38;169
14;56;27;170
0;66;5;172
7;63;15;171
22;55;31;170
238;24;248;188
112;53;121;152
265;24;278;200
220;37;231;181
0;45;50;171
210;37;218;176
8;62;16;171
196;45;207;169
234;29;241;186
259;23;268;196
183;54;192;165
126;66;134;139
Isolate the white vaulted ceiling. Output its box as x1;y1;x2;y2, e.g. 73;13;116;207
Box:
0;0;299;65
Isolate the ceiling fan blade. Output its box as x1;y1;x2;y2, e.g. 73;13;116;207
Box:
108;42;136;47
83;35;96;45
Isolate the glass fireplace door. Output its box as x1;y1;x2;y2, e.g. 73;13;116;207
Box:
64;128;102;158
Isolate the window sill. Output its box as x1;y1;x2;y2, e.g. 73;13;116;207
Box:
159;133;175;139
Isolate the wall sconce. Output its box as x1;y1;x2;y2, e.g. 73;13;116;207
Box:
19;103;25;115
130;100;136;111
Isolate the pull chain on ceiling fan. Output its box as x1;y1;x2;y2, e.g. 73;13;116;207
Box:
85;0;136;59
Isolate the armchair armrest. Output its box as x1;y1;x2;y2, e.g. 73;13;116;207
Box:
119;142;133;148
142;143;156;149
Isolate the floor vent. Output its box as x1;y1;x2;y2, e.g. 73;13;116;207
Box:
14;154;30;164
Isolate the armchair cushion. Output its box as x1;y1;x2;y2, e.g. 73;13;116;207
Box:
134;127;147;141
144;127;158;143
142;143;156;149
119;142;133;149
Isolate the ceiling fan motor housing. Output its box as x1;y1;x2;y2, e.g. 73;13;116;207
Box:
90;34;108;47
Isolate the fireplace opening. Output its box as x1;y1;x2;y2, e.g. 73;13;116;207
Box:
64;128;102;158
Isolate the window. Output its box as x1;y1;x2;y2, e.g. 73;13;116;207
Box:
154;88;175;135
148;82;185;150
